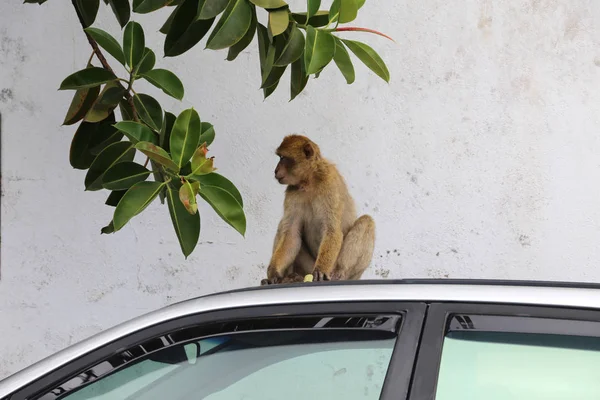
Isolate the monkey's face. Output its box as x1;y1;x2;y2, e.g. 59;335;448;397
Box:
274;154;298;186
275;135;319;186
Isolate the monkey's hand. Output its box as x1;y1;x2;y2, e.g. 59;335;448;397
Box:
311;269;331;282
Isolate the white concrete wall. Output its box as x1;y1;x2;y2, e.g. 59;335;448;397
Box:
2;0;600;378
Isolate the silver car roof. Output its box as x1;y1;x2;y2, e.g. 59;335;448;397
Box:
2;279;600;397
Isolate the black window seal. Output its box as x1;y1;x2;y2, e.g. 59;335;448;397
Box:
10;301;427;400
407;302;600;400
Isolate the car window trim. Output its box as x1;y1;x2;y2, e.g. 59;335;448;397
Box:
407;302;600;400
11;301;426;400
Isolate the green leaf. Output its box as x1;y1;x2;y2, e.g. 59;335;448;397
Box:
190;172;243;206
170;108;201;169
133;93;163;131
135;141;179;171
226;5;257;61
304;26;335;75
59;67;117;90
197;0;229;19
75;0;100;28
342;39;390;82
161;111;177;152
63;86;100;125
119;98;135;121
167;188;200;258
106;190;127;207
306;0;320;19
248;0;287;8
164;0;215;57
274;24;304;66
333;38;354;84
263;78;280;99
329;0;357;23
113;181;166;231
189;143;216;175
114;121;157;143
357;0;365;7
141;69;184;100
85;141;136;191
70;113;118;169
123;21;145;69
197;176;246;236
84;82;125;123
151;160;167;204
290;56;308;101
107;0;131;28
101;221;115;234
160;3;179;34
84;28;126;66
179;180;198;214
261;48;286;88
133;0;171;13
268;8;289;37
135;47;156;76
102;161;151;190
291;10;329;27
89;123;123;155
199;122;215;146
206;0;253;50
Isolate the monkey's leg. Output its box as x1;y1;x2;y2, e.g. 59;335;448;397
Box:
261;242;313;286
331;215;376;280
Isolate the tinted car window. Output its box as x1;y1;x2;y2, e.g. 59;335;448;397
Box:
56;330;397;400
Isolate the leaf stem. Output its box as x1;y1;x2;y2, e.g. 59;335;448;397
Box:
333;27;395;42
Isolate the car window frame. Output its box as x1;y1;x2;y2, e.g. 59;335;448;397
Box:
407;302;600;400
9;301;426;400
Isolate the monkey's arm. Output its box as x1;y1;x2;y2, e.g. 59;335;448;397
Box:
312;196;344;278
267;216;302;280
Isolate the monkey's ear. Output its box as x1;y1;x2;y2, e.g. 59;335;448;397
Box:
303;143;314;158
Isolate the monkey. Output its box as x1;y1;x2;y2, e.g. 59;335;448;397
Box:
260;135;376;286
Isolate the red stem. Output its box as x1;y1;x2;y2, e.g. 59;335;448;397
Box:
334;27;395;42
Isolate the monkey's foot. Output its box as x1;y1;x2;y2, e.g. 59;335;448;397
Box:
260;277;281;285
312;270;331;282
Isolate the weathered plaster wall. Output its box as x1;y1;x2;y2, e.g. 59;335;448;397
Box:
2;0;600;378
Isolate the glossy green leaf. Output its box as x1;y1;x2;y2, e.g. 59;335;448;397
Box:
133;93;163;131
107;0;131;27
170;108;201;169
85;82;125;123
189;143;216;175
342;39;390;82
135;141;179;171
160;3;179;34
206;0;253;50
189;172;243;206
75;0;100;28
133;0;171;13
357;0;365;8
113;181;166;231
260;34;286;88
59;67;117;90
274;24;304;66
304;26;335;75
106;190;127;207
85;141;135;191
70;113;118;169
226;5;257;61
89;123;123;155
84;28;126;66
101;221;115;234
249;0;287;8
291;10;329;27
197;176;246;236
333;38;355;84
257;23;270;76
290;56;308;101
268;8;289;37
161;111;177;152
329;0;357;23
262;49;286;88
102;161;150;190
179;180;198;214
151;160;167;204
197;0;229;19
114;121;157;143
263;78;280;99
63;86;100;125
167;188;200;258
199;122;215;146
306;0;320;19
164;0;215;57
119;99;135;121
135;48;156;76
123;21;145;69
141;69;184;100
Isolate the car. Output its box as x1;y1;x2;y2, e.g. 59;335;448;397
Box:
2;279;600;400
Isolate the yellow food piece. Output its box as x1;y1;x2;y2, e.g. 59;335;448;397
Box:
304;274;314;282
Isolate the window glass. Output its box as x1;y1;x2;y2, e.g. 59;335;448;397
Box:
58;330;397;400
435;328;600;400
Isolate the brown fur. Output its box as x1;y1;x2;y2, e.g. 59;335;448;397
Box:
261;135;376;285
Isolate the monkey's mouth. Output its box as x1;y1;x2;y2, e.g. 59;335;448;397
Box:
276;177;284;184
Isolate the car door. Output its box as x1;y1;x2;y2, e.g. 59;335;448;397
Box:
7;301;426;400
408;302;600;400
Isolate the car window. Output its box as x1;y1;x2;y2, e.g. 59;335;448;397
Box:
56;330;397;400
434;318;600;400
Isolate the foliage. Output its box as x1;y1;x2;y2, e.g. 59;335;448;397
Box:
25;0;391;258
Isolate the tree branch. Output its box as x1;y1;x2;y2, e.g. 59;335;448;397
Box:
70;0;139;122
